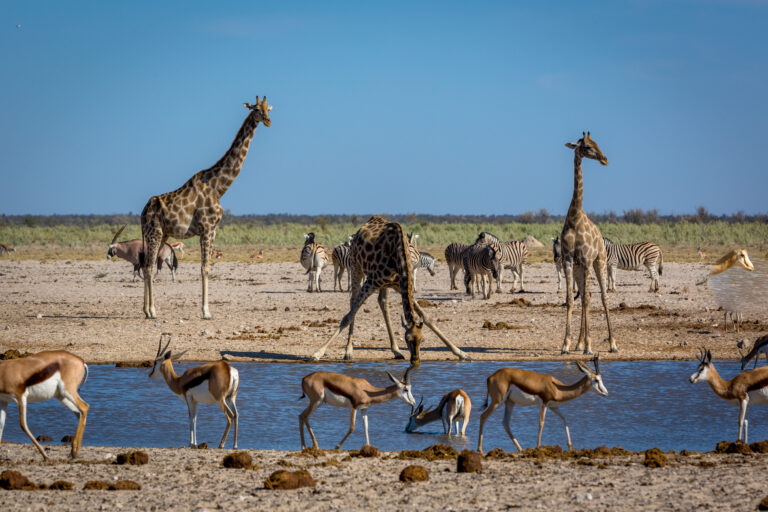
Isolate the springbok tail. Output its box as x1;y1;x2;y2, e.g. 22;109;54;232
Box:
80;363;89;389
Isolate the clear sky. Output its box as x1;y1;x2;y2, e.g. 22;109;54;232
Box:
1;1;766;216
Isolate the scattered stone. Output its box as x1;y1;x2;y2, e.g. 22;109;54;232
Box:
399;465;429;483
60;435;74;443
0;470;37;490
644;448;667;468
715;440;753;455
35;435;53;443
457;450;482;473
222;451;254;469
264;470;315;490
48;481;75;491
573;492;593;503
36;313;43;319
115;450;149;465
358;444;378;458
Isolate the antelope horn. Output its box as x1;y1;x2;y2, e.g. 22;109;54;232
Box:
403;366;413;385
160;335;172;358
156;335;164;358
111;225;126;245
593;353;601;375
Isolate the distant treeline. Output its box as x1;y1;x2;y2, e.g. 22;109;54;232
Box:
1;207;766;228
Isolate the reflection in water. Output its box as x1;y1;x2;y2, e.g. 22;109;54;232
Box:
2;360;766;452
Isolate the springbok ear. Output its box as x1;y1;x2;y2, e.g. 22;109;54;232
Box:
565;142;578;149
386;371;399;385
164;351;172;360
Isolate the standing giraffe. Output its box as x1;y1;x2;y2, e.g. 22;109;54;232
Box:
310;216;470;365
140;97;271;319
560;132;617;354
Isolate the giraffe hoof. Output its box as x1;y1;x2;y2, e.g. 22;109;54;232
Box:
583;350;593;355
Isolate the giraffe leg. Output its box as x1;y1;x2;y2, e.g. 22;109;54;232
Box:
343;279;377;360
561;260;575;354
594;258;618;352
378;288;406;360
414;302;471;361
580;265;593;354
142;234;163;319
574;265;588;352
200;230;215;320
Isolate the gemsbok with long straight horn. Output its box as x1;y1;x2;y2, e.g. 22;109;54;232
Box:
0;350;89;461
477;355;607;455
405;389;472;437
149;336;240;448
690;348;768;442
299;368;416;450
739;336;768;371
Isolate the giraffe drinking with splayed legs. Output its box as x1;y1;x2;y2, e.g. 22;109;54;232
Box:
560;132;617;354
140;97;272;319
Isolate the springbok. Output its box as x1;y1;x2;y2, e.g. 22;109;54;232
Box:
476;356;607;454
700;249;755;333
0;243;15;256
697;248;707;261
739;336;768;370
690;348;768;442
405;389;472;437
169;241;185;258
0;350;89;460
299;368;415;450
149;336;239;448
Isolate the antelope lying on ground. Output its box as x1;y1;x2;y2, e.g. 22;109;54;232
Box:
149;336;239;448
690;348;768;442
0;350;89;460
299;368;415;449
477;355;607;454
739;336;768;370
0;243;15;256
405;389;472;437
107;225;178;281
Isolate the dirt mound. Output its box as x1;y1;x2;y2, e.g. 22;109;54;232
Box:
482;321;526;330
457;450;482;473
398;443;458;461
0;349;31;360
48;481;75;490
484;448;511;459
750;440;768;453
399;465;428;483
715;441;753;455
115;361;152;368
643;448;667;468
356;445;378;458
116;450;149;465
0;470;38;490
296;447;327;458
84;480;141;491
521;236;544;248
60;435;74;443
35;435;53;443
222;451;255;469
264;470;315;490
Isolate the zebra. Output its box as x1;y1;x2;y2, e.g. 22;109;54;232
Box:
463;244;499;299
603;238;663;292
331;236;354;292
499;240;528;293
444;242;469;290
552;236;578;294
301;232;328;292
413;252;437;292
473;232;505;292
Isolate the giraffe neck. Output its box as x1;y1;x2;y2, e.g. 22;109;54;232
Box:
395;227;419;327
568;153;584;215
202;111;261;199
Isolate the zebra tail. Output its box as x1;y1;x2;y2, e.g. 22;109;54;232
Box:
658;251;663;276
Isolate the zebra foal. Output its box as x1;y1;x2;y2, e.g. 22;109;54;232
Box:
331;236;354;292
301;232;328;292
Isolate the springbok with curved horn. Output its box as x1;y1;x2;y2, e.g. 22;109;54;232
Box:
690;348;768;442
0;350;89;460
477;356;607;454
149;336;240;448
739;336;768;371
299;368;416;450
405;389;472;437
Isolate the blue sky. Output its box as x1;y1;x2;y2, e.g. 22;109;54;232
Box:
1;1;766;216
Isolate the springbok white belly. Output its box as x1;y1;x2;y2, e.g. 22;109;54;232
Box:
505;385;539;406
748;387;768;405
323;388;352;408
186;382;216;405
25;373;62;403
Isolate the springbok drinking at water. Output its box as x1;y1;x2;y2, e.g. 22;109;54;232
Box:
477;355;607;454
690;348;768;442
738;336;768;371
0;350;89;460
149;336;240;448
299;368;415;449
405;389;472;437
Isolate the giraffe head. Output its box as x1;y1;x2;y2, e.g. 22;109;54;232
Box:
243;96;272;127
565;132;608;165
401;316;424;365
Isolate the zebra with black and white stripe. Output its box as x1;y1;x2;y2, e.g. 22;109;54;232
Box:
463;244;500;300
331;236;354;292
603;238;663;292
444;242;469;290
301;232;328;293
552;236;578;294
413;251;437;292
499;240;528;293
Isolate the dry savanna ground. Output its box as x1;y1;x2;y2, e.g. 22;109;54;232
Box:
0;251;765;364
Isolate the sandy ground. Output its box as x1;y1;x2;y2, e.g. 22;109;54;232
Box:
1;443;768;511
0;258;765;364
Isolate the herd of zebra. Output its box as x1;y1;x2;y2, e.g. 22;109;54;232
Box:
300;230;663;296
